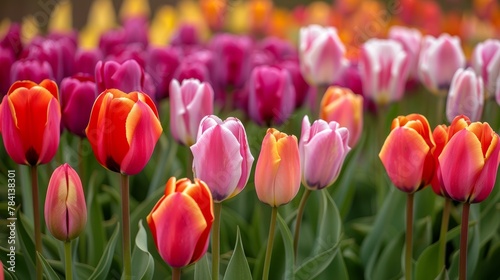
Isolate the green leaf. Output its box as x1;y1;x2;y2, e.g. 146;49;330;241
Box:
85;171;107;267
37;252;61;279
131;220;154;280
276;213;294;280
434;266;449;280
16;211;36;279
130;186;164;243
223;227;252;280
88;223;119;280
371;233;404;280
194;254;211;280
415;242;441;280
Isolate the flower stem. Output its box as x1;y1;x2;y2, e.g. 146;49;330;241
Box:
212;202;222;280
172;267;182;280
405;193;414;280
65;241;73;280
31;165;42;280
78;138;85;186
120;174;131;279
436;90;446;126
437;198;452;270
263;207;278;280
459;203;470;280
186;146;193;180
293;189;311;260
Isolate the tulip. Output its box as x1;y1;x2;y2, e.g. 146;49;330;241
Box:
22;38;65;82
44;163;87;241
255;128;301;207
359;39;411;105
259;36;296;61
146;46;180;100
170;23;201;47
173;61;210;86
0;79;60;166
200;0;227;31
1;23;22;58
471;39;500;99
445;68;484;122
0;47;14;97
277;59;312;109
74;48;103;75
379;114;435;193
418;33;466;93
247;66;295;126
85;89;162;175
147;177;214;268
388;26;422;80
60;74;98;137
300;115;350;190
299;24;347;85
191;115;254;201
170;79;214;146
10;59;54;84
320;86;363;147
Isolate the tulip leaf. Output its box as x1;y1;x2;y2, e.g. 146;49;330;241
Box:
130;186;165;243
223;227;252;280
16;211;36;280
88;223;119;280
131;220;154;280
415;241;441;280
294;190;341;279
85;171;107;267
371;232;404;280
276;213;295;280
194;254;211;280
0;245;31;280
37;252;61;279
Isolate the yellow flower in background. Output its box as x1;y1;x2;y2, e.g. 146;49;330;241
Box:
48;0;72;32
79;0;117;49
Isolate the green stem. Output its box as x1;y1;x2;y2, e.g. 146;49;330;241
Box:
212;202;222;280
65;241;73;280
293;189;311;260
436;90;446;126
120;174;131;279
459;203;470;280
78;138;85;186
186;146;193;180
172;267;181;280
405;193;414;280
437;198;452;270
263;207;278;280
314;84;328;117
31;165;42;280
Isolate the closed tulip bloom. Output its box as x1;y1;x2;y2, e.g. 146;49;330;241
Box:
86;89;162;175
60;74;98;137
0;47;14;96
418;34;466;93
388;26;422;79
191;115;254;202
360;39;411;105
379;114;435;193
147;177;214;268
320;86;363;147
255;128;301;207
22;39;65;82
44;163;87;241
10;59;54;84
299;25;347;85
146;46;180;100
74;48;103;75
437;115;500;203
210;34;252;88
0;79;60;166
446;68;484;122
248;66;295;126
300;115;350;190
472;39;500;99
170;79;214;146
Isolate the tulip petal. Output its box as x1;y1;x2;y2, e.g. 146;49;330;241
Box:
65;166;87;240
470;135;500;203
38;98;61;165
273;135;301;206
1;95;26;164
169;79;189;144
255;132;281;206
44;167;69;240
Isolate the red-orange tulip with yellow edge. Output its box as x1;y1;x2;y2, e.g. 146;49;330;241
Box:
255;128;301;207
0;79;60;166
379;114;435;193
86;89;162;175
147;177;214;268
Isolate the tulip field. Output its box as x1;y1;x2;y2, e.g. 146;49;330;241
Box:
1;0;500;279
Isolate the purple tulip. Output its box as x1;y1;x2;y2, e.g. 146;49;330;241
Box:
210;34;252;88
11;59;54;84
472;39;500;99
60;74;98;137
300;115;350;190
169;79;214;146
191;115;254;202
146;46;181;100
74;48;103;75
22;38;65;82
446;68;484;122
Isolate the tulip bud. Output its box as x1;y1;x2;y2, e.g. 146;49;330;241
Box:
147;177;214;268
255;128;301;207
169;79;214;146
0;79;60;166
446;68;484;122
45;163;87;241
300;115;350;190
10;59;54;84
471;39;500;99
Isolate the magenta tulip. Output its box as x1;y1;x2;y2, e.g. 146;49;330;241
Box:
146;46;181;100
10;59;54;84
210;34;252;88
74;48;103;75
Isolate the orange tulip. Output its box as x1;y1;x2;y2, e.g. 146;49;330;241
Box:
86;89;162;175
0;79;60;166
379;114;435;193
255;128;301;207
147;177;214;268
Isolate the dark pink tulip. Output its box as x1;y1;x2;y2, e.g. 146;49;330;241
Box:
248;66;295;126
122;16;149;48
22;39;65;82
259;36;297;61
146;46;180;100
74;48;104;75
99;28;127;56
170;23;201;47
277;59;312;108
191;115;254;202
11;59;54;84
1;23;22;58
210;34;252;88
60;74;98;137
47;32;78;77
0;47;14;96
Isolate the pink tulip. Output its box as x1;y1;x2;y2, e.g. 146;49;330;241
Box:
74;48;103;75
10;59;54;84
299;25;347;85
0;47;14;96
45;163;87;241
191;115;254;202
418;34;466;93
388;26;422;80
146;46;181;100
446;68;484;122
170;79;214;146
472;39;500;99
300;115;350;190
360;39;410;105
